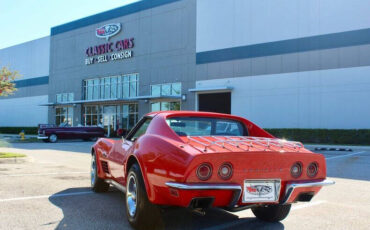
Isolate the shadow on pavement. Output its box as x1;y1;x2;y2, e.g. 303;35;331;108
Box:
49;187;285;230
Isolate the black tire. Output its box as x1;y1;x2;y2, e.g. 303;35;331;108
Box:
49;134;58;143
126;164;162;230
91;153;109;193
252;204;291;222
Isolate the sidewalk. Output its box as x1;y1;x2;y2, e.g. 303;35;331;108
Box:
0;134;38;139
304;143;370;151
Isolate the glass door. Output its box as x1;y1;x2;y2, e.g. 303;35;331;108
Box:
103;106;117;137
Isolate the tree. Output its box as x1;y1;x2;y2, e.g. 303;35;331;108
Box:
0;66;19;97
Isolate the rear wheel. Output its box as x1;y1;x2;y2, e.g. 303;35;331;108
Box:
126;164;162;230
252;204;291;222
91;152;109;193
49;134;58;143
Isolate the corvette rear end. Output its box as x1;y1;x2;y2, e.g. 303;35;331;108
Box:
165;136;333;214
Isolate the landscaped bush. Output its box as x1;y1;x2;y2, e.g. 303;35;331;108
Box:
265;129;370;145
0;127;369;145
0;127;38;135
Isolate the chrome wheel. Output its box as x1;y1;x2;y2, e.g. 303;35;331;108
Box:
126;175;137;217
49;134;57;143
91;155;96;186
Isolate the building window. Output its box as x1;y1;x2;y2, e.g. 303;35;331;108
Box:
83;73;139;101
150;82;181;97
56;93;74;103
151;101;181;112
55;107;73;126
121;104;138;132
150;82;181;112
83;105;102;126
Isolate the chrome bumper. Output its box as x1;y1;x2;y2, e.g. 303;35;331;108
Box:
165;182;242;209
281;179;335;204
166;179;335;208
37;135;48;140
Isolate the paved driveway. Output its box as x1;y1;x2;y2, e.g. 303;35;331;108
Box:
0;142;369;230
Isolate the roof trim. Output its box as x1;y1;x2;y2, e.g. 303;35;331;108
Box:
51;0;182;36
188;86;233;92
39;95;181;106
14;76;49;88
196;28;370;64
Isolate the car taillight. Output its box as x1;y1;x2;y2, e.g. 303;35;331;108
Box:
307;162;318;178
196;163;212;181
291;162;302;178
218;163;233;180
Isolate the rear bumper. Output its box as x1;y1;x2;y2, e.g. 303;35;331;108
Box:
165;179;334;209
37;135;48;140
281;179;335;204
165;182;241;209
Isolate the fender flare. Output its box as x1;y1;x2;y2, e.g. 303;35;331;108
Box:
125;154;154;202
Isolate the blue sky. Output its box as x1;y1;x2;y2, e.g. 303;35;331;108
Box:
0;0;140;49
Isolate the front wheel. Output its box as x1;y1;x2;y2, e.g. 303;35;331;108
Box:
91;152;109;193
126;164;162;230
49;134;58;143
252;204;291;222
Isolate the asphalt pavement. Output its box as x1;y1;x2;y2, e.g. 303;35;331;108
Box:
0;141;369;230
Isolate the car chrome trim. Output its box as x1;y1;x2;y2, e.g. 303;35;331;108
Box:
165;182;241;190
281;179;335;204
37;135;49;140
165;182;242;209
105;179;127;193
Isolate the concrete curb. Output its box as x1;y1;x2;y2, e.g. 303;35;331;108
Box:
305;144;370;152
0;157;28;164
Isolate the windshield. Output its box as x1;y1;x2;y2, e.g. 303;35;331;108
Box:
166;117;247;136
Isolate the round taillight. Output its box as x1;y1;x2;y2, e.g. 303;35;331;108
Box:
291;162;302;178
307;162;318;178
196;163;212;181
218;163;233;180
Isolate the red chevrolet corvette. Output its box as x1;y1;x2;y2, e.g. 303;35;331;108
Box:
91;111;334;229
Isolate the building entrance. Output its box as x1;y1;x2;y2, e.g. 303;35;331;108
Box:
103;106;117;137
198;92;231;114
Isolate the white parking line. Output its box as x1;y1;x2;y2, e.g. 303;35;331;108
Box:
326;151;365;160
0;191;94;202
201;219;251;230
202;200;327;230
0;171;88;177
292;200;327;210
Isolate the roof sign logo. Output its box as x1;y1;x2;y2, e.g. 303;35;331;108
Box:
96;23;121;40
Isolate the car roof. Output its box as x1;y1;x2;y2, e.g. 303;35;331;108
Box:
146;110;245;120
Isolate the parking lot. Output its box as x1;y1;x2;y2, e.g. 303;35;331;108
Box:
0;141;369;230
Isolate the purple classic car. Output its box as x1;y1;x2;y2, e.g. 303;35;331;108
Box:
37;123;105;143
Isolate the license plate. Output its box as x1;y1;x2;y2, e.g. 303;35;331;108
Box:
243;180;280;203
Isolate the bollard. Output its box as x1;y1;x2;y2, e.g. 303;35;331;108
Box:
19;130;25;141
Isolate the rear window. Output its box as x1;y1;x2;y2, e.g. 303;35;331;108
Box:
166;117;247;136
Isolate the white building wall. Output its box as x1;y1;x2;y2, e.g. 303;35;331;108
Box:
195;66;370;129
0;37;50;127
197;0;370;52
0;36;50;79
0;95;48;127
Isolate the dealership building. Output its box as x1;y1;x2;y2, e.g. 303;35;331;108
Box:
1;0;370;136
